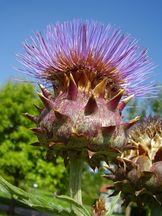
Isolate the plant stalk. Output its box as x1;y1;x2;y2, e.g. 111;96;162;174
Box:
69;152;83;205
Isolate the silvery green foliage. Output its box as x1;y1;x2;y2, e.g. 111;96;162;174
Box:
0;176;95;216
0;175;122;216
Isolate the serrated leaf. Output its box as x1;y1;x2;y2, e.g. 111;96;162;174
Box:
0;176;75;216
104;192;121;216
57;195;91;216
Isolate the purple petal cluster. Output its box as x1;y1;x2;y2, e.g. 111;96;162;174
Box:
18;20;155;97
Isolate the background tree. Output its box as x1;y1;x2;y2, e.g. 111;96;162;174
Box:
125;84;162;120
146;85;162;117
0;81;67;194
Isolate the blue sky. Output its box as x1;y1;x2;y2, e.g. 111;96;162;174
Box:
0;0;162;85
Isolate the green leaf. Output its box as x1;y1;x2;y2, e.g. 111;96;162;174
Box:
57;195;91;216
0;176;75;216
104;192;121;216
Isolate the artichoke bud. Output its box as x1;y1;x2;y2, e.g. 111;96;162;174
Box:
25;74;134;164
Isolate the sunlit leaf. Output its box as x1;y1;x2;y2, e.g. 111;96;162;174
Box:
57;195;91;216
104;192;121;216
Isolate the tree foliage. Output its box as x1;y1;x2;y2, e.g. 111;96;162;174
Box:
124;85;162;121
0;81;67;193
147;86;162;117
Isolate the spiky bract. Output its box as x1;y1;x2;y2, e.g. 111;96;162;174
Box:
105;117;162;207
25;79;137;167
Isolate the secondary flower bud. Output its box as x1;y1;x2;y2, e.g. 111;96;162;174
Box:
105;117;162;206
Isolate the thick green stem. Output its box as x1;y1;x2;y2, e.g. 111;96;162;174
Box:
69;152;83;205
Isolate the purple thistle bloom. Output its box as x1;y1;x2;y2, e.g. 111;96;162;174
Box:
18;20;155;97
23;20;153;165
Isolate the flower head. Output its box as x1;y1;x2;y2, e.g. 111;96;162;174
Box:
19;20;155;97
20;20;155;166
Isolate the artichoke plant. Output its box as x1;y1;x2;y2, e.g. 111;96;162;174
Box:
105;117;162;207
18;20;155;206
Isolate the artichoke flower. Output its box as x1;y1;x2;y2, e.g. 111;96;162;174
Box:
105;117;162;206
19;20;154;165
